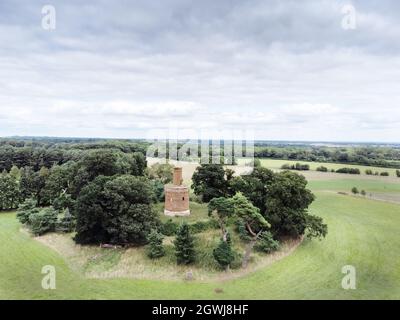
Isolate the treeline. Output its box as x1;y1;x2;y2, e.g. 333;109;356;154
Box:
0;138;150;172
255;145;400;169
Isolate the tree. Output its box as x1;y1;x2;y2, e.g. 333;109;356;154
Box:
213;240;234;271
208;197;234;242
231;193;271;268
191;164;229;202
232;168;327;240
254;231;280;253
361;190;366;197
29;207;58;236
396;170;400;178
264;171;316;238
174;223;196;265
56;208;76;233
19;167;35;200
351;187;359;195
16;198;38;224
74;175;159;245
147;163;174;184
0;170;21;210
147;229;165;259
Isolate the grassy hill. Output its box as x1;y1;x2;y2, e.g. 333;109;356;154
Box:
1;185;399;299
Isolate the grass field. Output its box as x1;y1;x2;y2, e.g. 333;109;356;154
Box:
256;158;400;176
1;179;400;299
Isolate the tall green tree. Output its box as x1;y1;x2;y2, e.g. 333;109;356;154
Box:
0;170;21;210
231;193;271;268
213;240;235;271
174;223;196;265
74;175;159;245
147;229;165;259
191;164;229;202
208;197;234;242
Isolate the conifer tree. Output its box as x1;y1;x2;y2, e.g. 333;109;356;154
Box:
174;223;195;265
147;229;165;259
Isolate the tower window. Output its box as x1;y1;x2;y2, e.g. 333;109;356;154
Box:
182;197;185;201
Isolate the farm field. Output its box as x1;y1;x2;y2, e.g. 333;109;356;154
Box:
256;158;400;176
1;176;400;299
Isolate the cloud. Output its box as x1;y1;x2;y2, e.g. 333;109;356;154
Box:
0;0;399;141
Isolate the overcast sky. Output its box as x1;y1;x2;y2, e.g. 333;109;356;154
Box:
0;0;399;142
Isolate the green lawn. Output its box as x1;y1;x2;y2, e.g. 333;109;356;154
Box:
1;190;399;299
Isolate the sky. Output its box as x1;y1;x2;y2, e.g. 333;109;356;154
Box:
0;0;399;142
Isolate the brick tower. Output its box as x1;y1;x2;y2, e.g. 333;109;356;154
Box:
164;167;190;216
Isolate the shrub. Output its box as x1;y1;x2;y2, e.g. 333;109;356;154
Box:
160;219;179;236
351;187;359;195
361;190;366;196
189;220;219;234
281;164;292;170
254;231;280;253
365;169;373;175
146;229;165;259
213;240;235;270
316;166;328;172
174;223;196;265
16;198;38;224
294;163;310;171
380;172;389;176
56;208;76;233
336;168;360;174
29;207;58;236
396;170;400;178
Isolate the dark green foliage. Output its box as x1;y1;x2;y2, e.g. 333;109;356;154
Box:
191;164;229;202
160;219;179;236
56;208;76;233
74;175;159;245
305;215;328;239
213;240;235;270
174;223;196;265
264;171;315;238
360;190;366;196
29;207;58;236
351;187;359;195
189;220;219;234
16;198;38;224
396;170;400;178
146;229;165;259
255;231;280;253
380;172;389;176
316;166;328;172
151;180;165;203
0;170;21;210
336;168;360;174
281;163;309;171
232;168;326;239
19;166;36;200
365;169;373;175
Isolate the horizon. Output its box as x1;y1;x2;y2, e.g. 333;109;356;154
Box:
2;134;400;146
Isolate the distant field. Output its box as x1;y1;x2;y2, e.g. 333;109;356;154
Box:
256;158;400;176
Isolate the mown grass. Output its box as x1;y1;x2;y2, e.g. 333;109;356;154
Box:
1;187;400;299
